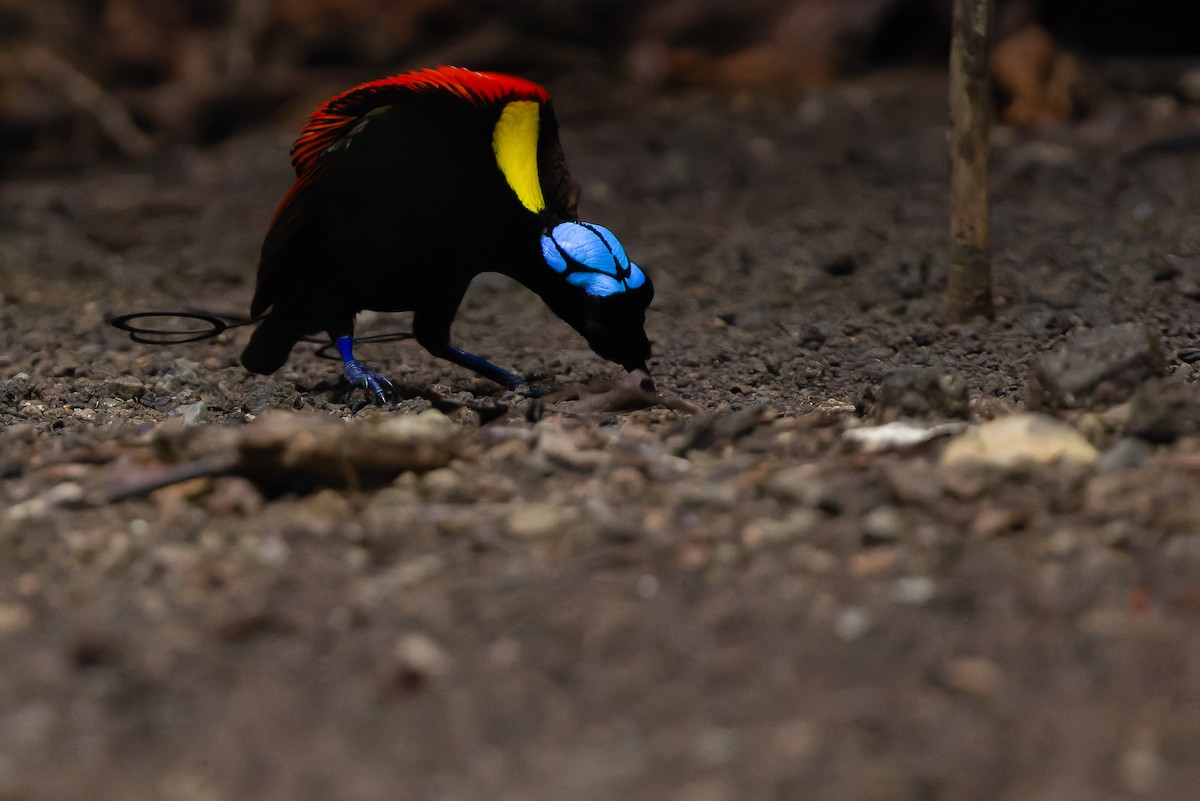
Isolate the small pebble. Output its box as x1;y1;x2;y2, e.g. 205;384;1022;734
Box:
1119;727;1162;795
507;502;572;540
940;657;1003;699
891;576;936;605
1095;437;1154;472
833;606;872;642
176;400;208;425
0;604;33;635
741;509;821;548
850;547;897;577
862;505;905;541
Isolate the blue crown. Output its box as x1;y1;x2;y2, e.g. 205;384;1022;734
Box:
541;222;647;297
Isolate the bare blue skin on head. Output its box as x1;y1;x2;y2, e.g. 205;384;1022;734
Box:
541;222;647;296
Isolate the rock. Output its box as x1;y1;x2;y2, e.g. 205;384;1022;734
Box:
235;409;460;491
203;476;264;517
765;464;839;511
832;606;872;642
789;545;838;575
849;547;897;577
1119;726;1163;795
1124;377;1200;443
0;603;33;635
242;383;300;415
1164;254;1200;299
843;420;966;452
741;509;821;548
940;413;1099;468
861;505;906;542
1026;324;1168;411
880;458;943;505
868;367;970;422
535;424;610;471
108;375;146;400
938;657;1003;699
383;632;451;693
991;23;1087;126
506;502;573;540
420;467;466;502
0;374;32;406
175;400;208;425
1095;437;1154;472
365;555;446;601
892;576;936;605
5;482;86;522
969;504;1028;537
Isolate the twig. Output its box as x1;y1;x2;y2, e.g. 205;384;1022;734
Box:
91;452;239;504
17;47;155;159
559;370;702;415
946;0;995;322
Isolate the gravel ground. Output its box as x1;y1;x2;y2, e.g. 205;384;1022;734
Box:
2;68;1200;800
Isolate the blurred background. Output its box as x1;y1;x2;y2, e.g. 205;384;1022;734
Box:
2;0;1199;176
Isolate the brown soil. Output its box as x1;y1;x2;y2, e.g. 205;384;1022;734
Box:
3;69;1200;801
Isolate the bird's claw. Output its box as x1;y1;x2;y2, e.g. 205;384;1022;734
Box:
345;362;396;406
505;377;547;398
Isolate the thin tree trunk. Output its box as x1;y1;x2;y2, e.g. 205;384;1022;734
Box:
947;0;994;322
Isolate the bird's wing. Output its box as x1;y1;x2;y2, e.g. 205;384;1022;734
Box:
256;68;571;284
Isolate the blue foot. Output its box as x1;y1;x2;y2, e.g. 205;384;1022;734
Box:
345;361;395;405
336;335;394;406
509;380;547;398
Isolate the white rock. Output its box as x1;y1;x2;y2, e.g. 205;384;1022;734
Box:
506;502;573;540
844;420;966;452
940;413;1098;468
833;606;872;642
892;576;936;605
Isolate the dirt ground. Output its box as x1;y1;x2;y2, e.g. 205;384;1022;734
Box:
3;67;1200;800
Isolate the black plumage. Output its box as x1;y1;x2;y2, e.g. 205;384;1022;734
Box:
241;66;653;399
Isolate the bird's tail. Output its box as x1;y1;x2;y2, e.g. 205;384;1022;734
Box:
241;312;302;375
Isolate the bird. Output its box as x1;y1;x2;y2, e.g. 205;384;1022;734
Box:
240;65;654;402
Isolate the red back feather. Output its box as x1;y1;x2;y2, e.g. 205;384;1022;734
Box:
256;67;555;301
289;66;551;179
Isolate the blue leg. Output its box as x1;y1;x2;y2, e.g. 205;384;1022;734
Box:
441;346;541;393
335;335;394;405
413;305;545;396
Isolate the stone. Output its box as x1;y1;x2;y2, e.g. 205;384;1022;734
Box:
765;464;838;510
832;606;872;642
506;502;573;540
940;413;1099;468
385;632;451;691
175;400;208;425
868;367;970;422
892;576;936;605
1124;377;1200;443
235;408;460;490
108;375;146;400
535;426;610;471
1095;437;1154;472
939;657;1003;699
861;505;906;542
844;420;966;452
741;509;821;548
849;546;897;577
1026;324;1167;411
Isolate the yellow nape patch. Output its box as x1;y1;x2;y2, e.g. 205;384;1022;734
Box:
492;100;545;214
